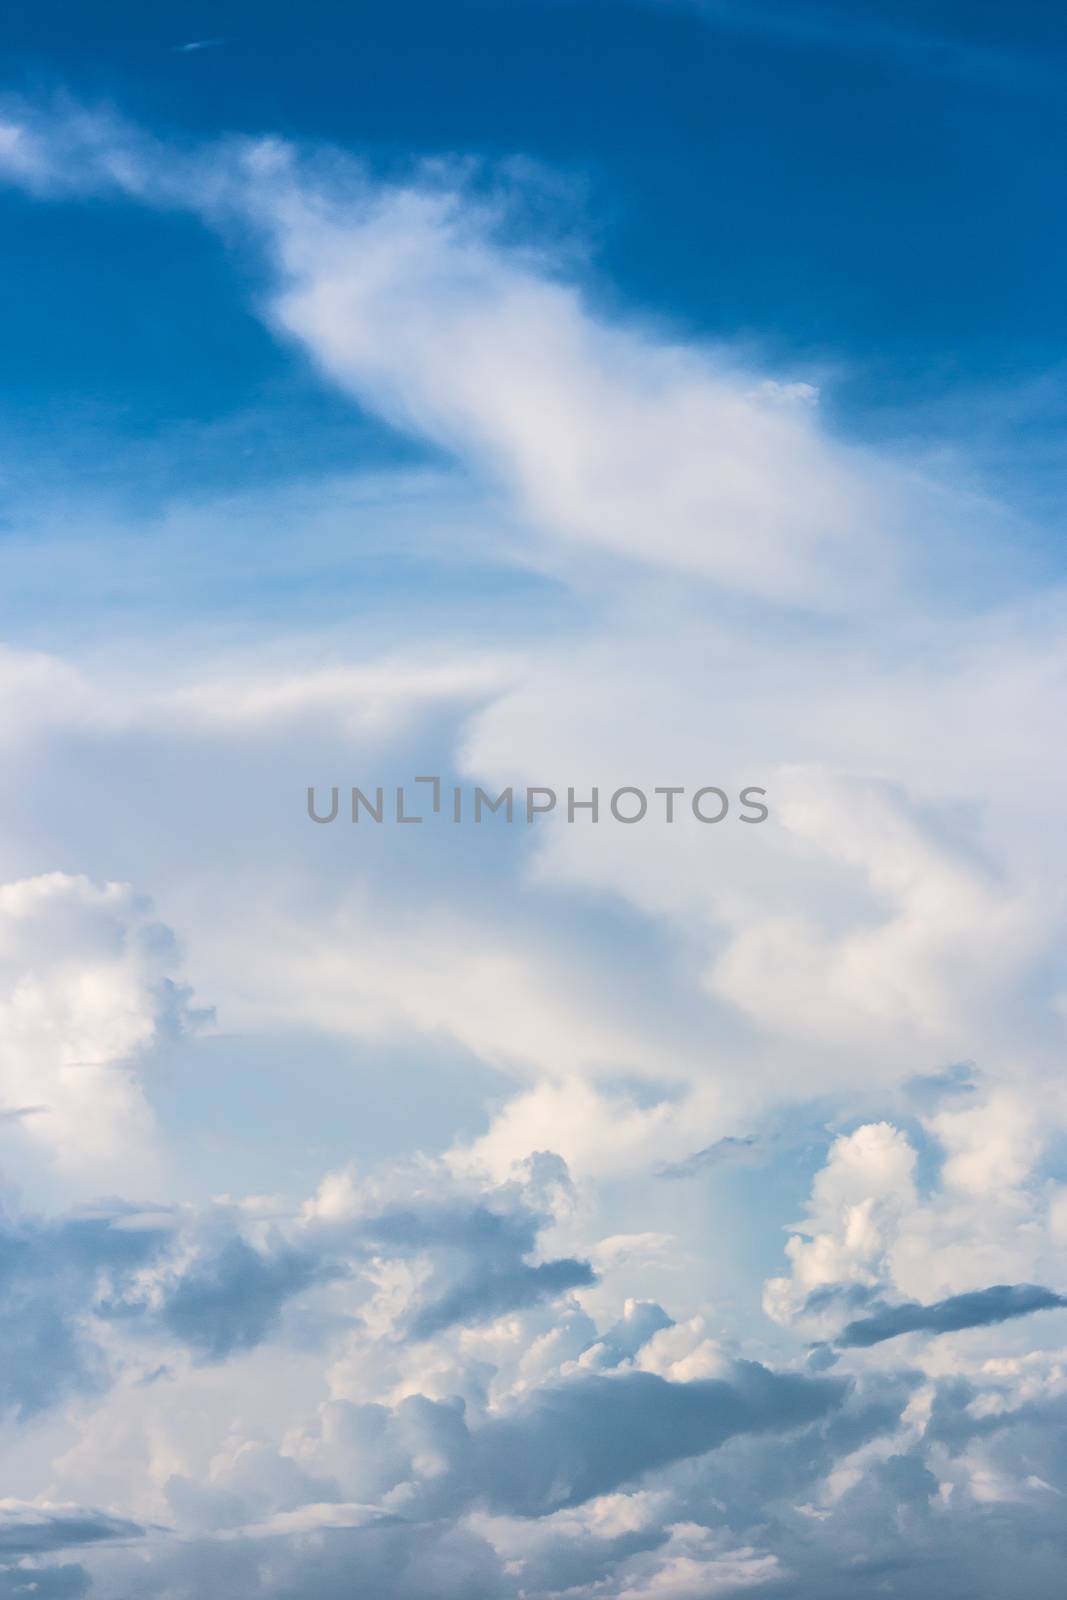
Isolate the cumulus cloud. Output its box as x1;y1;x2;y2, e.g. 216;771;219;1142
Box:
0;872;207;1186
765;1103;1067;1361
763;1121;920;1329
0;1154;599;1423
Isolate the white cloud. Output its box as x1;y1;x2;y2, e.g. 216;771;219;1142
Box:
0;872;200;1186
1;93;1067;1599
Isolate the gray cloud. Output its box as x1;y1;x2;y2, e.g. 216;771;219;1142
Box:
839;1283;1067;1348
0;1174;593;1425
903;1061;980;1112
294;1356;849;1526
0;1170;605;1471
158;1237;338;1360
596;1300;674;1364
656;1134;762;1178
0;1205;336;1417
0;1566;91;1598
0;1505;145;1600
355;1197;595;1339
0;1208;169;1418
468;1361;847;1515
83;1520;504;1600
409;1255;594;1340
0;1507;144;1558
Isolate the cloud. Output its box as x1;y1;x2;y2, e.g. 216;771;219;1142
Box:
667;0;1045;88
0;1199;330;1415
838;1284;1067;1349
764;1122;920;1329
2;89;1067;1600
408;1254;594;1340
765;1102;1067;1358
156;1237;337;1361
656;1135;762;1178
0;1205;169;1419
350;1194;595;1340
0;95;1016;614
0;98;1064;1179
83;1519;505;1600
904;1061;980;1112
0;1152;599;1420
597;1299;675;1364
0;871;208;1187
291;1359;847;1523
467;1362;846;1515
0;1503;144;1557
0;1565;91;1599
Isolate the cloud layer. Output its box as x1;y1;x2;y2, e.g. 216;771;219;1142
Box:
0;90;1065;1600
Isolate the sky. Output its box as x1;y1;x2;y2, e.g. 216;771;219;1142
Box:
1;3;1067;1596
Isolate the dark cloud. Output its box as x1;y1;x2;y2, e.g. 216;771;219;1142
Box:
595;1300;674;1364
0;1506;144;1600
0;1209;169;1418
410;1255;593;1340
803;1281;879;1317
0;1204;338;1418
356;1198;595;1339
159;1237;337;1360
469;1361;847;1515
293;1355;848;1526
0;1508;144;1558
839;1283;1067;1348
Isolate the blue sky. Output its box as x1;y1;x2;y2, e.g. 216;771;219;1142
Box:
2;5;1067;1599
4;0;1067;498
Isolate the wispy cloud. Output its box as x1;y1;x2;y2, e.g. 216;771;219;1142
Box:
661;0;1051;88
171;39;227;55
656;1134;762;1178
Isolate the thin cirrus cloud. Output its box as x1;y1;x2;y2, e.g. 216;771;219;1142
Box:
661;0;1049;84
